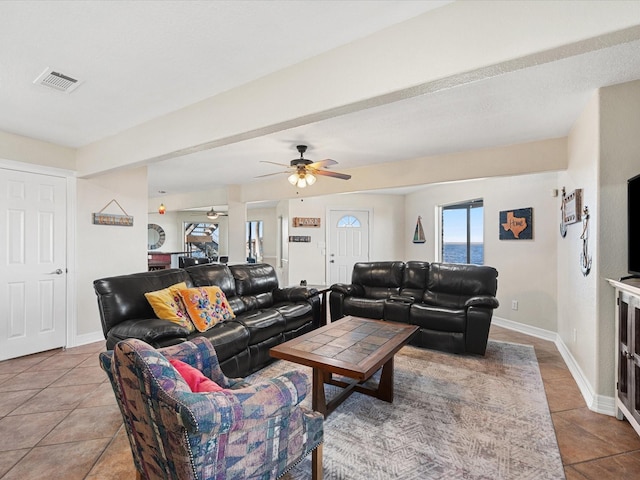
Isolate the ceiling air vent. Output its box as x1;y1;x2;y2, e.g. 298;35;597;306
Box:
33;67;82;93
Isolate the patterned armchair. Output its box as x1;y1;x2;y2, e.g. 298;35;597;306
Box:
99;337;323;480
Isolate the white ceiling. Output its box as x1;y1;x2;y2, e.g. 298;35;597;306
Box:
2;1;640;199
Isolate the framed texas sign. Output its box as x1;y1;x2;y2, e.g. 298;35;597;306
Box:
499;207;533;240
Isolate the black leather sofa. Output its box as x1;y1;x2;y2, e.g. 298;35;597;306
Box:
94;263;321;377
329;261;499;355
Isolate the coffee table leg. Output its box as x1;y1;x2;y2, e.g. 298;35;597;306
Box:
376;356;394;403
312;368;328;417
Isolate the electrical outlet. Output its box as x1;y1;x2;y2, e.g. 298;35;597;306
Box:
511;300;518;311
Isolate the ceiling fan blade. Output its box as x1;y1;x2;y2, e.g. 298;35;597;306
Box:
260;160;291;167
314;170;351;180
308;159;337;169
255;171;288;178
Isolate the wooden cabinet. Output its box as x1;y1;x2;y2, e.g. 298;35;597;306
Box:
609;278;640;435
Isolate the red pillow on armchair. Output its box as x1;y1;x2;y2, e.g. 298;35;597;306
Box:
169;359;224;393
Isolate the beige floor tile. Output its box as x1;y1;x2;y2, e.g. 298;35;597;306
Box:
553;414;627;464
86;426;137;479
40;405;123;445
0;390;40;417
0;449;29;477
570;451;640;479
544;375;586;412
0;369;67;392
77;382;118;408
2;439;109;480
27;352;94;371
49;365;107;387
0;411;69;451
9;384;99;416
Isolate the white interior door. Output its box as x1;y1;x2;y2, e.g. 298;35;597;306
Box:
328;210;370;285
0;169;67;360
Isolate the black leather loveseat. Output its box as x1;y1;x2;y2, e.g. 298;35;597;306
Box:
94;263;321;377
329;261;499;355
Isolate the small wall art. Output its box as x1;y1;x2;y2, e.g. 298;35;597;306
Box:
292;217;321;227
413;216;426;243
289;235;311;243
499;207;533;240
93;199;134;226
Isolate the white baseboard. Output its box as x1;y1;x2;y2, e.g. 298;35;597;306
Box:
492;316;616;417
67;331;105;349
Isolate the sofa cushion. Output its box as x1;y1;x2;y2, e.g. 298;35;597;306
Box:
423;263;498;308
185;263;246;314
231;264;279;296
193;320;250;362
234;309;286;345
273;302;314;332
352;261;404;289
343;297;385;320
409;303;466;333
400;261;429;299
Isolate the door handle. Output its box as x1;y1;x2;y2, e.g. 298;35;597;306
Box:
48;269;64;275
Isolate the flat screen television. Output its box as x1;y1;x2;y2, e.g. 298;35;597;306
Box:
628;174;640;276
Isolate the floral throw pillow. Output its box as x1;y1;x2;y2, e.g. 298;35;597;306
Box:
177;286;235;332
144;282;194;332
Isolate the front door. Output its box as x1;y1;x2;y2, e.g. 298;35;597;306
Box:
0;168;67;360
328;209;370;285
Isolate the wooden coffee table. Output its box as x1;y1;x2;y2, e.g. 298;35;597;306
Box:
270;316;418;417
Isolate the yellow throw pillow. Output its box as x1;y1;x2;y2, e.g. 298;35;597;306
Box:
177;286;235;332
144;282;195;332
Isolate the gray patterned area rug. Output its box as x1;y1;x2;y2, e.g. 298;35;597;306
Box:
248;340;564;480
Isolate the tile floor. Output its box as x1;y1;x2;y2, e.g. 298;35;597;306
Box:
1;325;639;479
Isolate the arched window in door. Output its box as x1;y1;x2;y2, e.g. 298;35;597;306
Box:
337;215;361;228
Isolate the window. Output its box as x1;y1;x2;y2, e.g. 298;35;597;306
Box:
337;215;361;228
184;222;219;258
246;220;263;263
440;199;484;265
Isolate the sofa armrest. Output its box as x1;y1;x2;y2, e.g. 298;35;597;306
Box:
464;295;499;309
273;286;318;303
174;370;310;435
107;318;190;348
330;283;364;296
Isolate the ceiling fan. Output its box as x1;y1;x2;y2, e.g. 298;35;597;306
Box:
188;207;228;219
257;145;351;188
205;207;227;220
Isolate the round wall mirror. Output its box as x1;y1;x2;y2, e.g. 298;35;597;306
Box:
148;223;166;250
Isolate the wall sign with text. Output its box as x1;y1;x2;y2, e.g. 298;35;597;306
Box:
292;217;321;227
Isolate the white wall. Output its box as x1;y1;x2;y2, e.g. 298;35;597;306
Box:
248;207;278;267
285;193;405;286
405;172;560;331
0;131;75;171
597;80;640;396
75;167;148;338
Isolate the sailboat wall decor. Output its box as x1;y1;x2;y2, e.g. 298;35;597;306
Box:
413;216;426;244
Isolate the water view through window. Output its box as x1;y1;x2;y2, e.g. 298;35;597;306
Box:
442;199;484;265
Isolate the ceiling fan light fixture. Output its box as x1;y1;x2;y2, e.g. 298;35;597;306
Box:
206;207;219;220
288;173;299;186
305;172;316;185
296;176;307;188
